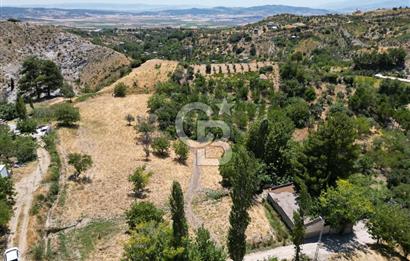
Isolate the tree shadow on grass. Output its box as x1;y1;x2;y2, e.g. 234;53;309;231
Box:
127;188;151;199
153;152;169;159
173;158;188;166
57;123;80;129
369;243;408;261
68;174;92;184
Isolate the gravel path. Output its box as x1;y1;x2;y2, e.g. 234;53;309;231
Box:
185;148;203;230
7;147;50;258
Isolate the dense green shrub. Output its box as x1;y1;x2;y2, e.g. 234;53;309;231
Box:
114;83;128;97
54;103;80;126
17;118;37;133
152;135;170;156
0;102;18;120
15;136;37;163
126;201;164;229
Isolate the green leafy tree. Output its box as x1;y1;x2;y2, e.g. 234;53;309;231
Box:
173;140;189;163
17;118;37;133
123;221;184;261
152;135;170;157
19;56;42;99
126;201;164;230
39;60;64;97
19;57;63;99
263;118;295;183
170;181;188;248
61;82;75;101
136;116;155;159
15;96;27;119
0;102;18;121
227;146;257;261
300;112;359;196
291;211;305;261
129;166;152;198
114;83;128;97
348;84;377;116
54;103;80;126
0;176;15;207
189;227;226;261
319;180;373;231
368;203;410;257
285;98;310;128
0;126;16;163
15;136;37;163
68;153;93;179
0;200;11;230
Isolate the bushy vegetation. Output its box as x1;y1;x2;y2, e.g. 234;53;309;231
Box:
54;103;80;126
353;48;406;71
113;82;128;97
0;125;37;163
123;180;225;261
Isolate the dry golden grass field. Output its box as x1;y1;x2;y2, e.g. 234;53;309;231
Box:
51;60;276;259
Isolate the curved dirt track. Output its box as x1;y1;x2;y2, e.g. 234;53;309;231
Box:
7;147;50;258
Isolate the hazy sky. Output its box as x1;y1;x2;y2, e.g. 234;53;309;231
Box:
1;0;343;8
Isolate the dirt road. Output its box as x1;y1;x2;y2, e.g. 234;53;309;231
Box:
7;147;50;258
244;221;375;261
185;148;203;230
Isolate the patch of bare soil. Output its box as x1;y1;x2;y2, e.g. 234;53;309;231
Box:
101;59;178;94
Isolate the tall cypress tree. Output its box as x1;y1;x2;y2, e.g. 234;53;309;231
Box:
227;146;257;261
15;96;27;119
170;181;188;248
291;211;305;261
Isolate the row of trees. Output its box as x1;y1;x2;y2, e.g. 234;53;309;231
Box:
353;48;406;71
128;115;189;163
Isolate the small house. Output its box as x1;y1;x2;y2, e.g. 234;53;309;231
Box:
0;165;10;178
267;184;352;239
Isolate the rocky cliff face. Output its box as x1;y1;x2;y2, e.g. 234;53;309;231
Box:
0;21;130;101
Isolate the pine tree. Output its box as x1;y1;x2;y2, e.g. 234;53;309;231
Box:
300;112;359;196
227;146;257;261
170;181;188;248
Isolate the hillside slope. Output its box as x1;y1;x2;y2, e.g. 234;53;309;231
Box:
0;21;130;101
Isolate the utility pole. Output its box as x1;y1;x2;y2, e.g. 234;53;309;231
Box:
314;216;324;261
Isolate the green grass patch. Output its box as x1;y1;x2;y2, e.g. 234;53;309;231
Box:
263;201;290;244
76;92;97;103
354;76;381;89
53;220;120;260
204;189;229;201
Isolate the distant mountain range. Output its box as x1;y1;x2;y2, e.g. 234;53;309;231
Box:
322;0;409;12
1;2;407;28
0;5;332;28
1;5;332;17
137;5;331;16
